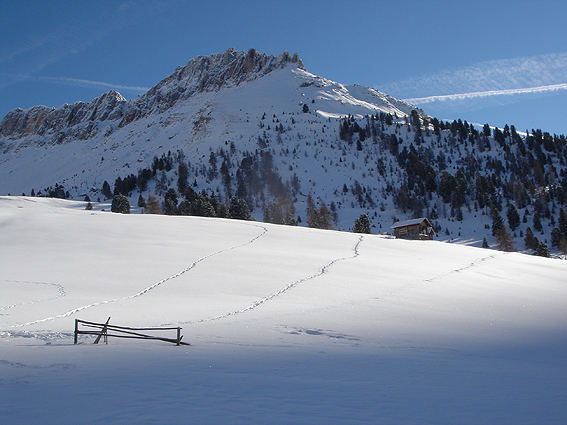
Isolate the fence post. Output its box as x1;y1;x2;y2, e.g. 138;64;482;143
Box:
74;319;78;344
177;327;181;346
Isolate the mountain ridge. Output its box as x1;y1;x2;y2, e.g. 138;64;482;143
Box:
0;48;305;142
1;48;566;254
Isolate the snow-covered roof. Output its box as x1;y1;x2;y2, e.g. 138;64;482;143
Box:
391;217;431;229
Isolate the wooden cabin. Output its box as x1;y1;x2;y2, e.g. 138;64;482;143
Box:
391;217;435;240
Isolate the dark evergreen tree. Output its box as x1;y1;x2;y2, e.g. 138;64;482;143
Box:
482;237;489;248
491;208;505;237
111;194;130;214
439;172;455;203
138;194;146;208
85;202;93;211
524;227;539;251
113;177;123;196
559;208;567;237
193;196;216;217
535;241;550;257
217;202;229;218
229;197;251;220
164;188;178;215
506;203;520;230
137;168;152;192
177;162;189;194
389;134;399;156
101;181;112;199
220;160;231;194
353;214;371;234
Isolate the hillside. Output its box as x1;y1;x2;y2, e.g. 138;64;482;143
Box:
1;48;566;253
1;196;566;424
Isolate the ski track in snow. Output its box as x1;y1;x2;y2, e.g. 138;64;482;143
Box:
179;235;364;326
372;252;504;305
8;223;268;330
423;252;503;283
0;280;66;312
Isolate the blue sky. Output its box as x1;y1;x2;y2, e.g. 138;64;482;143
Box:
2;0;567;134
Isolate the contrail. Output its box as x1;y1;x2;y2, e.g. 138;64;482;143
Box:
377;52;567;102
404;82;567;105
46;76;150;92
0;73;150;93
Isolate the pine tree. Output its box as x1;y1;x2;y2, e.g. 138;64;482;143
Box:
524;227;539;251
559;208;567;237
177;162;189;194
138;194;146;208
482;237;489;248
111;195;130;214
491;208;505;237
101;181;112;199
535;241;550;257
506;203;520;230
229;197;251;220
164;188;178;215
353;214;371;234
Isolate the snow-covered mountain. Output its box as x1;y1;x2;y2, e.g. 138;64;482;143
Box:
1;48;566;253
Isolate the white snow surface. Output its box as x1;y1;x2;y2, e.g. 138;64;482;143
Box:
1;197;566;424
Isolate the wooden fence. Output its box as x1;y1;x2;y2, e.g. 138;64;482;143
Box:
74;317;189;346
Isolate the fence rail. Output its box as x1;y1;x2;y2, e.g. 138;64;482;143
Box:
74;318;189;346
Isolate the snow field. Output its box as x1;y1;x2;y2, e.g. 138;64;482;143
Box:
1;196;566;424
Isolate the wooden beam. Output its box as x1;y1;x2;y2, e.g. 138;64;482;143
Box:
93;317;111;345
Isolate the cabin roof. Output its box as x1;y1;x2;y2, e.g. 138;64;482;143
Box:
391;217;432;229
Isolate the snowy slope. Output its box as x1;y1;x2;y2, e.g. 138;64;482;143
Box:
1;197;566;424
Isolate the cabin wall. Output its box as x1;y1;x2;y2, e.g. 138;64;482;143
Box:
394;223;433;240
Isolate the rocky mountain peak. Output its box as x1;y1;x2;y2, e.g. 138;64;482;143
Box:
117;48;304;124
0;88;127;140
0;49;304;141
